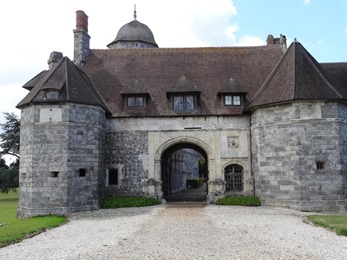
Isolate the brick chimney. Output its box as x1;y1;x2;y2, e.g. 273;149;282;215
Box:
266;34;275;45
266;34;287;53
73;10;90;67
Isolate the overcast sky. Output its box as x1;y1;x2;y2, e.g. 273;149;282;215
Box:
0;0;346;124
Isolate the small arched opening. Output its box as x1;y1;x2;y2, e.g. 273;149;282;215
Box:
161;142;208;202
224;164;244;192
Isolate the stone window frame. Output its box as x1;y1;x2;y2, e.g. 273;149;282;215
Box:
106;164;124;187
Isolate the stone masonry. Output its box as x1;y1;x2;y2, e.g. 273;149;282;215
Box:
251;101;347;212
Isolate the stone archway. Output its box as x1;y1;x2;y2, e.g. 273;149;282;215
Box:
154;137;212;202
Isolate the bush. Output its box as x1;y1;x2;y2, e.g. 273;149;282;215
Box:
186;178;204;188
100;196;161;209
215;196;261;207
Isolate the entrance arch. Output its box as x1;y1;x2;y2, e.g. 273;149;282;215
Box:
156;137;211;201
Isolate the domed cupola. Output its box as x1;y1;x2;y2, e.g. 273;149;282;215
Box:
107;7;158;49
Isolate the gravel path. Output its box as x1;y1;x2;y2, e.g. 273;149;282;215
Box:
1;203;347;259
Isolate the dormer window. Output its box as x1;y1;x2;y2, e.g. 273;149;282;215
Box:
218;78;247;107
44;90;60;100
167;75;201;112
127;96;144;107
173;95;195;110
224;95;241;106
120;80;149;108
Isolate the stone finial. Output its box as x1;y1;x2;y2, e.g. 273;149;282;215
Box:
134;4;137;20
47;51;63;70
76;10;88;32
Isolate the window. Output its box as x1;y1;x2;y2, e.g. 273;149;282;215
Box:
224;164;243;191
79;168;86;177
173;95;195;110
224;95;241;106
108;169;118;185
44;90;59;100
50;171;59;178
127;96;144;107
316;161;325;170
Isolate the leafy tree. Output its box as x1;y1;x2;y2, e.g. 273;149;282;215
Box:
0;159;19;193
0;157;8;169
0;112;20;159
0;112;20;192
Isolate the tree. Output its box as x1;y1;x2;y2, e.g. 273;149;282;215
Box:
0;159;19;193
0;112;20;192
0;112;20;159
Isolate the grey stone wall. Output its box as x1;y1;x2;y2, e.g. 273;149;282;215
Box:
17;104;105;217
251;101;347;212
104;131;148;196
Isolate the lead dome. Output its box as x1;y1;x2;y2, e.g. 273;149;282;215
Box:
107;19;158;49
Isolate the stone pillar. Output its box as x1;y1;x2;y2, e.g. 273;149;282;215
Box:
207;179;226;202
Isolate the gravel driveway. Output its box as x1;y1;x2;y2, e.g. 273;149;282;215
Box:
1;203;346;259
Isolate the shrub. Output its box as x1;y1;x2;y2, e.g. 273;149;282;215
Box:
186;178;204;188
215;196;261;207
100;196;160;209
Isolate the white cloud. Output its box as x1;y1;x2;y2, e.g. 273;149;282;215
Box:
0;0;240;119
236;35;265;46
304;0;311;6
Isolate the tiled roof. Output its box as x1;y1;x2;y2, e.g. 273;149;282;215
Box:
17;57;108;112
81;46;284;117
22;70;48;90
248;42;347;109
20;42;346;117
167;75;201;94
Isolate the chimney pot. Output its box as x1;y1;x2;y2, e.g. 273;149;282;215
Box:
76;10;88;32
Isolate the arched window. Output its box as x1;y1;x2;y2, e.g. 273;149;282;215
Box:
224;164;243;191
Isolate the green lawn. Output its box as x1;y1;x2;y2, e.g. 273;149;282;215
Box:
0;190;67;248
307;215;347;236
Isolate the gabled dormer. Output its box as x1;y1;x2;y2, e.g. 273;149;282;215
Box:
166;75;201;112
218;78;247;107
120;80;150;108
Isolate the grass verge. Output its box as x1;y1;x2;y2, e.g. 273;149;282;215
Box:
100;196;161;209
0;190;67;248
307;215;347;236
215;196;261;207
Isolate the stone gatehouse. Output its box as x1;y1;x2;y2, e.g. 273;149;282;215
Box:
16;10;347;217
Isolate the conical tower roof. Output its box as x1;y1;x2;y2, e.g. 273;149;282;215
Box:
248;41;347;109
17;56;108;111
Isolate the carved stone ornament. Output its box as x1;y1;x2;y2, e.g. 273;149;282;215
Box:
228;136;239;148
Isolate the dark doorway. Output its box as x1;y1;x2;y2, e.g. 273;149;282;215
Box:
161;143;208;202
